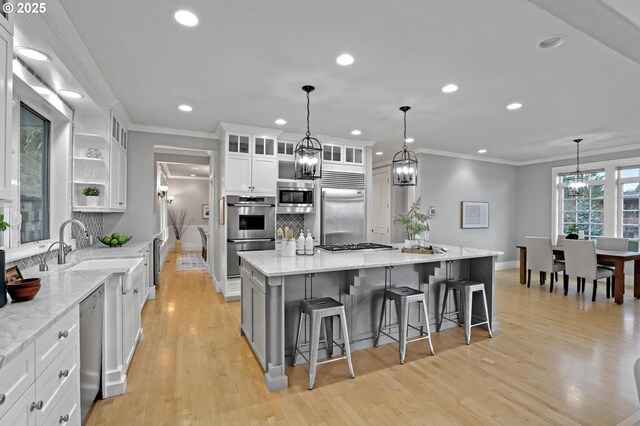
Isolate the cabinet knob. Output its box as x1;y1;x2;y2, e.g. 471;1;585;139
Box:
58;330;69;339
30;400;43;411
59;414;70;423
119;202;124;205
134;289;139;294
0;394;5;405
58;369;69;378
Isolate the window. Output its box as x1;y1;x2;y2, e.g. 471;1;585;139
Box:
20;103;50;243
558;170;604;239
619;167;640;251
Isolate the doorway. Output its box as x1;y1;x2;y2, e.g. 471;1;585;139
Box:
372;167;392;244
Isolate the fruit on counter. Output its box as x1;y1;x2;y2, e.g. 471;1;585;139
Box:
98;233;133;247
102;236;112;244
111;232;121;240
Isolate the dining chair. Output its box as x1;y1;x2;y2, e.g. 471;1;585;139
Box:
563;239;613;301
595;237;628;271
197;226;208;261
525;236;566;293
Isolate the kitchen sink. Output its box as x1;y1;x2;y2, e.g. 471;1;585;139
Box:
67;258;143;273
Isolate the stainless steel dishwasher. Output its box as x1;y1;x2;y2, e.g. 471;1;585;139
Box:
79;284;104;423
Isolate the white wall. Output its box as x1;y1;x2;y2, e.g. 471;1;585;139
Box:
103;131;218;241
166;177;209;251
418;153;519;262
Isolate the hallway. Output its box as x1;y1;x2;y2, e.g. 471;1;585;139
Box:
86;256;640;425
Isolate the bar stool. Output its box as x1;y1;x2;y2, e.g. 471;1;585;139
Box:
292;297;355;390
375;286;436;364
437;279;492;345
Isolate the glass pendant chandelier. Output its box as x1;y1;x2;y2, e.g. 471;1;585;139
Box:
567;138;587;197
294;85;323;180
392;106;418;186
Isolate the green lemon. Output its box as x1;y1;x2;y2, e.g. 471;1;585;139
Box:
102;236;111;244
111;232;121;240
110;239;119;246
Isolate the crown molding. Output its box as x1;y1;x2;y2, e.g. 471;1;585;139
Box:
130;125;218;140
515;142;640;166
414;148;519;166
279;132;376;147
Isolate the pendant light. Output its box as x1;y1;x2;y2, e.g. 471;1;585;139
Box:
294;85;323;180
567;138;587;197
392;106;418;186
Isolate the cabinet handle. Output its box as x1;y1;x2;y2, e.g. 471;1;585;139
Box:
0;394;5;405
144;263;148;266
58;369;69;378
134;289;139;294
58;330;69;339
30;400;43;411
59;414;70;423
119;202;124;205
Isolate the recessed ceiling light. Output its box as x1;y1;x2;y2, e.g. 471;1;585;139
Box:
405;137;414;143
538;35;566;49
375;151;383;156
506;102;522;110
442;84;458;93
275;118;286;125
173;10;199;27
15;47;51;62
178;104;193;112
478;149;487;154
190;174;196;177
58;89;83;99
351;129;362;135
336;53;355;66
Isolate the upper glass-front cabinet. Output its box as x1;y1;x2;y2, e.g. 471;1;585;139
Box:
344;146;364;165
227;133;250;154
227;134;276;157
277;140;295;157
323;144;342;163
253;137;275;156
0;1;14;34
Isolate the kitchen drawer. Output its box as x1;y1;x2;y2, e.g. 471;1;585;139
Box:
241;262;266;293
36;335;79;422
41;370;79;426
0;383;36;426
36;306;79;377
0;342;35;420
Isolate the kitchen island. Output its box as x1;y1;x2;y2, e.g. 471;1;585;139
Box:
238;244;503;392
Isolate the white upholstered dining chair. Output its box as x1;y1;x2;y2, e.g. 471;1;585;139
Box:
563;239;613;301
525;236;566;293
595;237;628;272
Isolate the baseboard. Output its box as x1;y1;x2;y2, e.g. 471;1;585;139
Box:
214;276;222;293
496;260;518;270
147;285;156;299
103;371;127;398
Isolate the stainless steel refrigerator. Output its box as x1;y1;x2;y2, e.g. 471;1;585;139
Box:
321;188;365;244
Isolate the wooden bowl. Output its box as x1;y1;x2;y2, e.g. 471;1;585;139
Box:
8;278;41;302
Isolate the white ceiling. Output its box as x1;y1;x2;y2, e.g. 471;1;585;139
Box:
160;162;209;179
19;0;640;163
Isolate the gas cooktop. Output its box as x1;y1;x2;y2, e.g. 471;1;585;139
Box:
317;243;395;252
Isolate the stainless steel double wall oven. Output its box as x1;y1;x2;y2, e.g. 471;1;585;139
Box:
226;195;276;278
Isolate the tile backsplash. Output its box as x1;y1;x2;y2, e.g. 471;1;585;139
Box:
5;212;103;270
276;214;305;235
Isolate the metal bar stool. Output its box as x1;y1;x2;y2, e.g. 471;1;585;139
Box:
292;297;355;390
374;267;435;364
437;279;492;345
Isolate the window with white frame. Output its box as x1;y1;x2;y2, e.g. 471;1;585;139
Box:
618;167;640;251
558;169;605;239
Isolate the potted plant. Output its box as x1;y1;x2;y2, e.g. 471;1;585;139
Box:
82;186;100;207
566;224;580;240
394;197;432;248
0;213;10;247
168;208;193;253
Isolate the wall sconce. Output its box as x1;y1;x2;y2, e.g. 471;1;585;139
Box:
166;195;174;204
158;184;169;199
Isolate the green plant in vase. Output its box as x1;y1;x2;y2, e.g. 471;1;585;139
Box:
394;197;432;248
0;214;10;247
82;186;101;207
566;224;580;240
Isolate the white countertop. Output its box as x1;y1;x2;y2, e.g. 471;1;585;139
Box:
0;241;151;369
239;243;503;277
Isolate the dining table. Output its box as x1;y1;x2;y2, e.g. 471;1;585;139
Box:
516;245;640;304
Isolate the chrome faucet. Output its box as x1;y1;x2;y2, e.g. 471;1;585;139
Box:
39;241;68;271
57;219;89;264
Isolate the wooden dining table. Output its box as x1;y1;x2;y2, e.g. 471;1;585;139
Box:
517;245;640;304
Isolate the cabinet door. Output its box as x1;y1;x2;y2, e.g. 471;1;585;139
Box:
0;24;12;200
240;272;252;341
121;289;136;371
250;157;277;195
109;143;120;209
226;155;252;193
252;285;266;368
117;147;127;209
253;137;275;157
227;133;250;155
323;144;342;163
0;384;36;426
344;147;364;165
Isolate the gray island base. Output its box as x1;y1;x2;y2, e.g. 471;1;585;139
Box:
238;244;503;392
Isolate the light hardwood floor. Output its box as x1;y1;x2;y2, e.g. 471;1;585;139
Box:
87;255;640;425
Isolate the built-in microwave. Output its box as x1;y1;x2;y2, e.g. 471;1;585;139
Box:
277;181;314;213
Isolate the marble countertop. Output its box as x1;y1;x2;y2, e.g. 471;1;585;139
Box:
239;243;503;277
0;241;151;369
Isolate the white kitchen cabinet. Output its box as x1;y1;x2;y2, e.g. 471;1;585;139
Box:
344;146;364;165
0;342;34;420
253;136;275;157
122;261;144;371
227;133;250;155
1;385;36;426
323;144;342;163
239;264;266;370
226;154;252;193
0;2;15;34
0;22;12;201
277;140;295;157
251;157;277;195
109;142;127;210
224;132;277;196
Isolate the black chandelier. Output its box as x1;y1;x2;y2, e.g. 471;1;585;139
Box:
294;85;323;180
392;106;418;186
567;138;587;197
